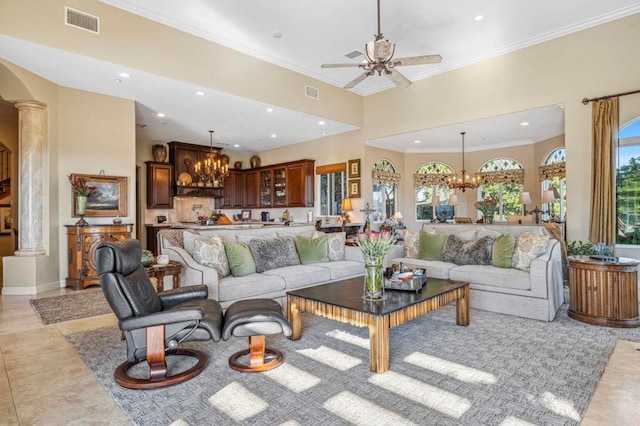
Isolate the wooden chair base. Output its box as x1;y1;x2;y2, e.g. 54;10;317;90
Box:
228;335;284;372
114;348;208;389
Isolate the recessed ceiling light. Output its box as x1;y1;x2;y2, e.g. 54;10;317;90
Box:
270;134;277;138
520;121;529;126
195;91;205;96
473;14;485;22
118;72;130;78
233;144;240;148
272;31;282;39
414;140;421;144
157;113;165;118
266;108;273;113
318;121;325;125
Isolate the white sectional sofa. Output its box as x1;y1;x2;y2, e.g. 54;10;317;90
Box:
387;223;565;321
158;225;366;308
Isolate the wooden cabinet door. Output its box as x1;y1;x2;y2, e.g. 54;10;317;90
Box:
287;160;314;207
259;169;273;207
244;171;259;207
146;162;173;209
221;170;244;208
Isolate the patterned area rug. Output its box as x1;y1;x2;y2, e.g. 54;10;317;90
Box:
66;305;640;425
30;290;111;324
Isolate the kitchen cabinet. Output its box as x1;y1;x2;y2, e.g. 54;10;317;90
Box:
259;169;273;207
221;170;244;208
168;141;225;198
66;224;134;289
244;170;259;208
287;160;314;207
145;161;173;209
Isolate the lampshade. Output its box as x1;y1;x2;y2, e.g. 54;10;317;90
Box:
519;192;532;205
432;196;441;207
448;194;459;206
340;198;353;211
393;211;403;220
541;190;556;204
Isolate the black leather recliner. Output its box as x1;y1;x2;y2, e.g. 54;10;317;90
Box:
95;239;224;389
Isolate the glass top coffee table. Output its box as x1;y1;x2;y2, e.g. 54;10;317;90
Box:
286;277;469;373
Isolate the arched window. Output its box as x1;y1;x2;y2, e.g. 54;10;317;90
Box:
542;148;566;222
372;159;397;221
478;158;523;221
415;162;453;221
617;117;640;244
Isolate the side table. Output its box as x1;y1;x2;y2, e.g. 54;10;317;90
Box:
568;256;640;327
145;260;184;292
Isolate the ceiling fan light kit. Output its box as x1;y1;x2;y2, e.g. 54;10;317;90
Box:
322;0;442;89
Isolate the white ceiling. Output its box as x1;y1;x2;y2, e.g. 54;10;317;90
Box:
2;1;639;152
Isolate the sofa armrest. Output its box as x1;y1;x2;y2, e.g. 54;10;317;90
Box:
161;246;220;301
529;240;563;300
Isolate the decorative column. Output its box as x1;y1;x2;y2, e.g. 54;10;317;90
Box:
13;101;46;256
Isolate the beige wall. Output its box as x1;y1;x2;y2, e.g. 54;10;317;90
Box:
363;13;640;241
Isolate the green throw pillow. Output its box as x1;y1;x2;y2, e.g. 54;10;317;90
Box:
417;231;448;261
492;234;516;268
223;241;256;277
295;235;329;264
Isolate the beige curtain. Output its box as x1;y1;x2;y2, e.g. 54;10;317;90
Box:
589;98;618;244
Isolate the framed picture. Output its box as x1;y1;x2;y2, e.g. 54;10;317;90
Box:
241;209;251;221
348;159;361;178
0;206;12;234
348;179;361;198
70;174;128;217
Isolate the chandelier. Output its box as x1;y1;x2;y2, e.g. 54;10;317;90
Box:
446;131;480;192
194;130;228;188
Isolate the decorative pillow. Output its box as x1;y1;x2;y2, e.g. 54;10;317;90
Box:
417;231;448;261
191;236;230;278
223;242;256;277
512;232;550;271
296;235;329;264
455;229;478;241
441;235;494;265
248;237;300;273
237;232;278;244
492;234;516;268
403;230;420;258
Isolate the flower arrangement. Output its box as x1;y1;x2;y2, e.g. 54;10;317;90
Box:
355;230;396;266
68;175;97;197
474;198;497;222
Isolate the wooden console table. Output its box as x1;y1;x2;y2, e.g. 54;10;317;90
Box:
568;256;640;327
145;260;184;292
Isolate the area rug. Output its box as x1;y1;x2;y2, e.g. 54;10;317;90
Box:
66;305;640;426
30;290;111;324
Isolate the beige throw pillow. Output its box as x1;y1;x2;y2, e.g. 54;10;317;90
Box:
313;231;346;261
403;230;419;258
191;236;231;278
511;232;550;271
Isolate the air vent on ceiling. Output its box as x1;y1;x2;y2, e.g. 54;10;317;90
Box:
305;85;319;100
345;50;362;59
65;7;100;34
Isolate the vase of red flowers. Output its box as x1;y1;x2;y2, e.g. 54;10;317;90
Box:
474;198;497;224
68;175;97;226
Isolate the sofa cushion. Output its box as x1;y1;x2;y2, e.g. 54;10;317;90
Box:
217;273;286;302
237;232;278;244
314;260;364;280
417;231;448;261
278;229;315;239
183;230;202;253
492;234;516;268
441;235;493;265
512;232;550;271
248;237;300;273
224;242;256;277
312;231;346;261
449;265;531;291
390;258;456;280
264;264;331;290
296;235;329;264
191;236;230;278
403;230;419;258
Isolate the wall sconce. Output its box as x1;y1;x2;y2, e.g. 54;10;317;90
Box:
519;192;532;215
340;198;353;223
541;190;557;221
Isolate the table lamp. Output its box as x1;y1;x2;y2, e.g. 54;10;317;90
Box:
393;211;403;227
340;198;353;223
541;190;556;221
519;192;532;215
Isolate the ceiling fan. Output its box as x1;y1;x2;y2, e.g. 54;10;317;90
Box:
321;0;442;89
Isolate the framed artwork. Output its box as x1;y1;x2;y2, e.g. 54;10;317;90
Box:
241;209;252;221
0;206;12;234
348;179;361;198
70;174;128;217
348;159;361;178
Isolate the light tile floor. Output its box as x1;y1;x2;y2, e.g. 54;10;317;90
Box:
0;287;638;425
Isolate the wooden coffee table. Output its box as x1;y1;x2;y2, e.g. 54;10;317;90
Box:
286;277;469;373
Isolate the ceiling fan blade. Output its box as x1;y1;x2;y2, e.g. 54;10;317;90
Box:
393;54;443;67
386;68;412;88
321;63;363;68
344;72;372;89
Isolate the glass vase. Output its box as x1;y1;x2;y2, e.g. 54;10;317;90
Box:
363;264;386;301
75;195;89;226
484;214;494;224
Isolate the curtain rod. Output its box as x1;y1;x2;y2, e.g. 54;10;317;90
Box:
581;89;640;105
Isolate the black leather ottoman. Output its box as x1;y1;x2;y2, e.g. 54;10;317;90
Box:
222;299;292;372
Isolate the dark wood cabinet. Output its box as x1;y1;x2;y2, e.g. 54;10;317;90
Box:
244;170;260;207
168;141;225;198
221;170;244;209
146;224;170;255
66;224;133;290
146;161;173;209
287;160;314;207
259;169;273;207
